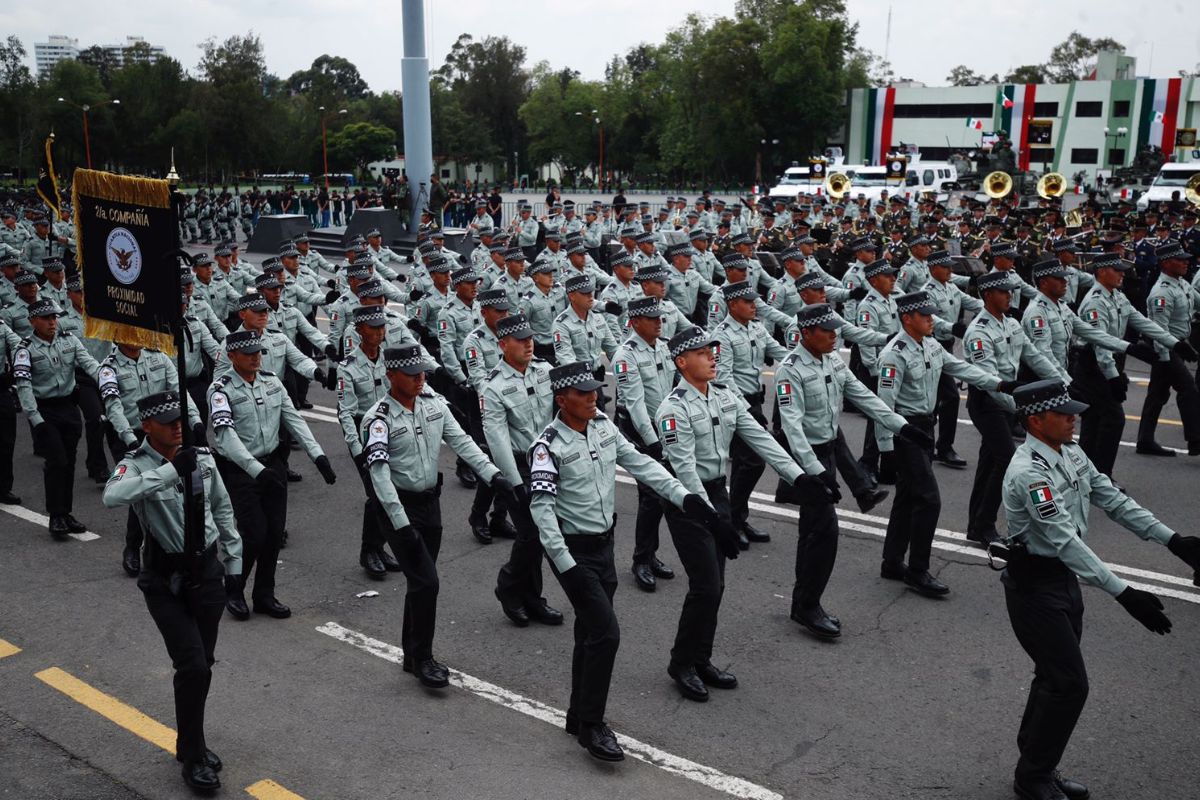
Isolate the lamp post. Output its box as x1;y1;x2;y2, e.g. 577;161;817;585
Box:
574;109;603;190
57;97;119;169
319;106;348;190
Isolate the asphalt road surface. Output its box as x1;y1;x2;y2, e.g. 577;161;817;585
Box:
2;341;1198;800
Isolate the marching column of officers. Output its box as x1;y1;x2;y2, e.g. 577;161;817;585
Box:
3;190;1200;798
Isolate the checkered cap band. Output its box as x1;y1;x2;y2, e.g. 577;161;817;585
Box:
566;242;586;255
254;273;282;289
213;244;232;256
1032;260;1069;280
475;199;488;208
1091;253;1123;269
977;271;1014;291
565;274;595;293
67;278;82;292
619;226;641;238
669;326;716;358
0;254;19;268
795;272;825;291
779;247;802;261
990;242;1017;258
293;234;309;244
635;265;669;282
544;231;562;242
627;297;662;318
796;304;840;328
261;258;284;274
928;250;953;266
730;233;752;246
13;270;38;286
346;263;372;279
278;243;300;257
907;235;930;248
864;261;897;279
356;278;385;298
41;257;64;271
689;227;708;241
427;257;452;273
237;293;269;311
549;361;601;392
138;394;182;421
27;299;61;317
451;268;480;286
721;254;752;270
488;242;507;253
721;281;756;301
366;228;382;238
667;243;694;258
193;254;214;267
634;231;656;243
383;346;425;371
610;252;633;268
1052;239;1077;252
418;241;437;255
478;289;510;308
1156;243;1186;260
529;259;556;275
496;313;534;338
1017;390;1072;416
226;330;265;351
895;291;936;314
352;306;388;325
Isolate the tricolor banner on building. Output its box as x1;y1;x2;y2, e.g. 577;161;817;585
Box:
862;86;895;165
71;169;181;354
1138;77;1182;154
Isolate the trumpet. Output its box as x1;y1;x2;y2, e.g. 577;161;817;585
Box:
825;172;851;199
984;171;1014;199
1185;174;1200;207
1037;172;1067;199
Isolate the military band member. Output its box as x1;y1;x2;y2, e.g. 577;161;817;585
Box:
1138;242;1200;455
530;360;697;760
102;391;243;793
999;379;1200;800
514;203;540;260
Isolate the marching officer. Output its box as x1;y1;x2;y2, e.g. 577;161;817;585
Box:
612;297;677;591
999;379;1200;800
855;259;902;482
208;330;336;621
481;313;563;627
875;291;1012;595
657;327;804;702
634;264;692;340
552;274;619;409
520;257;567;363
529;360;700;761
363;344;515;689
0;318;20;505
1;269;41;338
923;250;977;467
13;299;101;536
102;391;243;792
437;266;484;488
1138;242;1200;455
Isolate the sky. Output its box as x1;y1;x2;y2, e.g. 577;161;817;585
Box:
6;0;1198;89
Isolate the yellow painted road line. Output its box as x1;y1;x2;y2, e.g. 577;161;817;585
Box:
0;638;21;659
34;667;176;754
246;779;307;800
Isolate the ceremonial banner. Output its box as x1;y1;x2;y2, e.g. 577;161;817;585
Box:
36;135;62;216
71;169;179;354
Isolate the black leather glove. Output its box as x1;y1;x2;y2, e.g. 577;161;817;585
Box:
711;515;742;560
1167;534;1200;572
171;446;198;480
32;422;50;451
407;317;424;332
490;474;519;504
324;289;340;304
682;493;716;522
603;301;623;316
190;423;208;448
409;289;426;303
848;286;868;301
1115;587;1172;634
255;468;286;492
1173;340;1198;362
997;379;1022;394
324;344;338;361
313;367;328;387
898;423;935;449
1108;375;1128;403
1125;341;1158;363
645;441;664;462
325;364;338;390
315;455;336;485
794;474;836;504
951;321;968;339
324;279;337;289
224;575;243;596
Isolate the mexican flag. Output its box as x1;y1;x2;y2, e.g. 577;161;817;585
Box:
968;339;985;353
965;118;986;130
997;87;1014;109
1030;486;1054;503
880;366;897;379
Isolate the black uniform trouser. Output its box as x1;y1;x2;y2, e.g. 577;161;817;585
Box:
1072;348;1124;477
496;458;547;608
138;542;225;765
966;389;1017;538
881;415;940;573
35;396;82;517
616;410;663;565
935;338;959;451
375;488;442;663
834;427;875;498
453;381;508;523
793;443;840;612
0;388;15;494
858;375;881;473
75;374;108;478
549;531;618;727
1002;555;1087;785
104;424;146;550
216;449;287;601
664;479;730;669
728;393;766;531
1138;354;1200;445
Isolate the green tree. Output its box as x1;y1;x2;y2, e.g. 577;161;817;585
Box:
38;59;111;170
193;34;274;180
946;65;997;86
108;56;191;174
77;45;120;91
0;36;36;180
286;55;370;107
327;121;396;175
1044;32;1124;83
1004;64;1047;84
519;66;605;183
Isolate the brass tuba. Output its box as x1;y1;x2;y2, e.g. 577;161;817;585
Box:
1037;172;1067;199
1185;173;1200;207
824;172;851;199
984;171;1014;199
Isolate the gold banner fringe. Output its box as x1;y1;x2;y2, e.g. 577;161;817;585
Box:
71;169;176;356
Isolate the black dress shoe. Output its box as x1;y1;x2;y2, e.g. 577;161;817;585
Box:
632;563;656;591
253;597;292;618
1053;771;1089;800
176;749;222;772
736;529;750;550
667;664;709;702
650;558;674;579
856;488;889;513
791;606;842;639
564;711;579;736
577;723;624;762
489;516;518;539
695;661;738;689
880;559;907;580
1189;440;1200;457
360;549;387;580
494;587;530;627
121;546;140;578
1136;441;1176;457
286;468;303;482
300;401;313;410
63;515;87;533
965;529;1000;549
455;461;478;488
181;761;221;791
0;490;20;504
933;448;968;468
414;658;450;688
376;547;402;572
526;600;563;625
48;516;70;538
89;471;109;485
470;515;493;545
225;590;250;621
904;569;950;597
742;523;770;543
1012;777;1067;800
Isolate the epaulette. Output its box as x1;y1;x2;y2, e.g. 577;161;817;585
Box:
782;352;798;366
342;352;358;365
717;321;730;331
419;390;435;398
146;347;160;353
538;425;558;444
976;316;989;326
195;446;211;455
893;339;907;350
184;314;197;322
711;381;727;389
554;309;569;321
1029;451;1051;471
260;370;276;377
669;387;687;399
101;353;117;365
372;399;390;416
486;367;500;381
594;410;607;420
214;373;231;387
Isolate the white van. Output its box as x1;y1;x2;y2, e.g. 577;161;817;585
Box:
1136;162;1200;210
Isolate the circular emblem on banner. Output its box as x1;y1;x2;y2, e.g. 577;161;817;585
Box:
105;227;142;285
890;160;903;173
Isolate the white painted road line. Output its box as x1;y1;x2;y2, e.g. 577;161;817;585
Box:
1;503;100;542
316;622;783;800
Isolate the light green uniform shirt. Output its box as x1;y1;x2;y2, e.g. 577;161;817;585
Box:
481;358;555;486
336;348;387;457
207;369;324;478
1145;274;1200;361
552;306;618;370
13;331;101;426
964;310;1068;412
613;333;674;446
99;349;201;445
1023;291;1130;371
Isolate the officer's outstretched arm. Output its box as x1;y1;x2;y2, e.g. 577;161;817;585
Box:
846;371;908;440
441;401;501;485
206;462;244;576
733;399;805;481
279;400;324;463
1084;456;1175;547
528;442;574;572
614;427;687;508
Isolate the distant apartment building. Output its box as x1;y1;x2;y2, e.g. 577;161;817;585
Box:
34;35;79;77
33;34;165;77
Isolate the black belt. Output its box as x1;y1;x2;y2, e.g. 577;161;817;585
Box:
897;411;935;424
143;538;217;578
562;525;615;551
396;472;443;503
